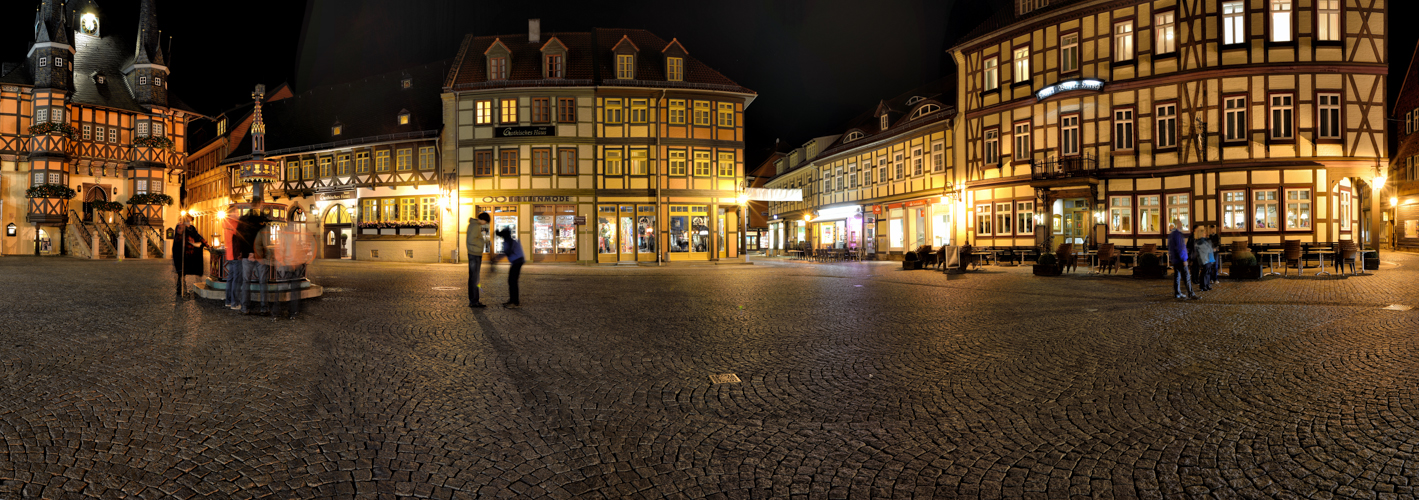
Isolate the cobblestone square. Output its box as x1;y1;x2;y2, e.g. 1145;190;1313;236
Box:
1;254;1416;499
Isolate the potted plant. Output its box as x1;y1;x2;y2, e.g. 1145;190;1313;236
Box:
28;122;78;139
397;221;419;235
1229;247;1261;279
126;192;173;226
1033;252;1062;276
902;250;921;270
378;221;397;235
1132;251;1167;279
131;135;176;150
92;201;124;213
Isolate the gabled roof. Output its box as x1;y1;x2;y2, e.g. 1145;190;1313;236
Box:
445;28;753;96
812;77;957;162
610;35;639;52
484;39;511;55
539;36;568;52
221;60;450;163
662;38;689;55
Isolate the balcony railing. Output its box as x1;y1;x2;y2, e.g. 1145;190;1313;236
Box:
1031;154;1098;180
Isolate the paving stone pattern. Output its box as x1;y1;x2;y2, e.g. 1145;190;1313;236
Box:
0;253;1417;499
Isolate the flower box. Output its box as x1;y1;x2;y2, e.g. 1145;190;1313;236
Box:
417;227;437;236
361;229;378;235
398;227;416;235
379;228;397;235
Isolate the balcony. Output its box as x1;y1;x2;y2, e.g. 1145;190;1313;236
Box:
27;197;70;224
1031;154;1099;181
28;133;74;157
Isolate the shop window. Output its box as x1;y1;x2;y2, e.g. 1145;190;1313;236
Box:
636;206;657;254
1109;196;1132;233
1254;189;1279;230
1285;189;1311;230
889;209;905;248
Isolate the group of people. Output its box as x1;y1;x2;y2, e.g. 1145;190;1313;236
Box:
1166;218;1222;300
466;212;525;309
216;212;315;317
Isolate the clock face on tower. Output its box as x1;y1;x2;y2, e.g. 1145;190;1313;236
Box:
79;13;99;36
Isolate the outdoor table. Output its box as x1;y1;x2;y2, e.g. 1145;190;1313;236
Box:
1312;249;1334;276
786;249;804;260
1082;249;1100;274
1216;250;1232;276
1258;250;1283;276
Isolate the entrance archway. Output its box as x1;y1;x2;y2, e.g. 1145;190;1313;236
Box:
81;185;108;222
322;204;352;259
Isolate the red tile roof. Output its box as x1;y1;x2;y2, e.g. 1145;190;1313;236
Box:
445;28;753;95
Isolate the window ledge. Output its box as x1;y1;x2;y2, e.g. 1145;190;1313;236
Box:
1154;147;1178;154
1268;138;1297;145
1111;58;1138;68
1111;150;1136;156
1315;138;1343;145
1011;79;1034;89
1153;51;1179;61
979;88;1001;98
1265;40;1298;49
1220;43;1248;51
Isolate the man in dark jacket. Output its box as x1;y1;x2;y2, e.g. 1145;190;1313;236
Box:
1168;219;1198;300
171;216;207;297
232;212;267;314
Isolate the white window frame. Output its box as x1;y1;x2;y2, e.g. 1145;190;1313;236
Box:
894;154;904;179
1269;93;1294;140
912;148;923;176
995;202;1013;236
1013;122;1031;160
35;108;47;123
1109;196;1132;234
108;127;117;143
976;203;993;236
1166;193;1190;232
932;143;944;172
1270;0;1293;43
136;122;149;137
1339;188;1352;231
1317;93;1341;140
1156;104;1177;149
880;114;889;131
1013;47;1030;83
1114;21;1135;62
1137;195;1161;234
1254;189;1279;231
1223;1;1246;45
1224;96;1247;142
984;129;999;165
82;124;91;140
878;158;887;183
1285;188;1312;230
1155;12;1176;54
1222;191;1247;231
983;57;999;91
1317;0;1341;42
39;57;48;67
1113;109;1135;151
1061;114;1080;156
1060;33;1079;73
1016;201;1035;235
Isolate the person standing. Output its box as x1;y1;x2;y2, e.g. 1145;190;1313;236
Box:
495;226;525;309
222;213;241;309
1207;225;1222;286
259;220;313;319
1194;226;1215;291
466;212;490;308
171;215;207;297
253;221;275;315
232;212;266;314
1169;219;1198;299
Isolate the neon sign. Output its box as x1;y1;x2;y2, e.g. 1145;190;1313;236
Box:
1035;79;1105;101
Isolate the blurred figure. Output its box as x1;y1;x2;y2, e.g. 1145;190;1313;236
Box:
171;215;207;298
232;212;267;314
494;226;525;309
222;213;240;309
466;212;490;308
256;220;315;319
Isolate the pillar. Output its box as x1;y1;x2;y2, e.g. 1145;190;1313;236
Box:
116;230;125;262
92;230;100;259
140;232;148;259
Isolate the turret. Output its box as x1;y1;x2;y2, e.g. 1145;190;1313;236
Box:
30;0;75;91
125;0;168;106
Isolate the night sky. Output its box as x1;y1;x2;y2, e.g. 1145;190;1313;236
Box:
3;0;1416;165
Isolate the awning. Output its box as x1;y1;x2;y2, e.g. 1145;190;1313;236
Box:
745;187;802;202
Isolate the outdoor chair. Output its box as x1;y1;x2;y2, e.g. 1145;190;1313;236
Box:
1097;243;1118;274
1282;240;1303;276
916;245;937;269
960;244;978;270
1056;243;1077;273
1339;241;1360;275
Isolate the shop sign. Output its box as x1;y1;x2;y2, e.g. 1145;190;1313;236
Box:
495;126;556;138
573;216;587;225
872;205;881;215
480;195;572;203
905;199;929;208
887;203;903;210
317;191;352;201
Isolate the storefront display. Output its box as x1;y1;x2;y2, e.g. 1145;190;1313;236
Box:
598;205;617;255
620;205;635;260
636;206;656;259
533;204;577;262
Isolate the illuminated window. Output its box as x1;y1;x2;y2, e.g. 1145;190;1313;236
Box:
667;57;683;81
332;124;343;136
692;151;711;176
983;129;999;165
669;150;687;175
692;101;711;126
717;102;734;127
152;122;163;136
668;99;686;124
995;202;1013;235
1156;104;1177;148
1061;114;1080;155
375;150;390;172
1114;109;1134;150
1013;123;1030;160
1222;191;1247;230
1254;189;1279;230
1225;96;1247;142
1223;1;1245;45
933;143;944;172
1114;21;1134;61
1137;195;1161;233
400;198;417;221
1013;47;1029;82
355;151;370;173
1061;33;1078;72
418;147;435;171
717;152;735;177
545;54;563;78
1167;194;1189;231
558;98;576;122
396;148;412;171
616;54;634;79
398;111;410;125
500;149;519;175
499;98;517;124
604;99;623;124
1286;189;1311;230
1269;94;1293;140
976;204;992;235
603;149;623;175
475;100;492;124
401;78;412;89
983;57;998;90
1317;0;1341;41
1155;12;1176;54
320;157;332;177
337;154;351;175
630;99;649;123
1109;197;1132;233
1270;0;1292;43
302;159;314;179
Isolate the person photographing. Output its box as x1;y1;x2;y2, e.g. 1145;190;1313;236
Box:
491;226;525;309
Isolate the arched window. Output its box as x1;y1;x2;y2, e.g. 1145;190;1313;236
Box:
910;104;941;120
905;96;925;105
844;131;864;142
324;204;352;224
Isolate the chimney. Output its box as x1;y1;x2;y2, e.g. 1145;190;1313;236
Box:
529;19;541;43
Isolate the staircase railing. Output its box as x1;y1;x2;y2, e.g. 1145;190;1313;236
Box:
92;212;123;257
70;210;116;257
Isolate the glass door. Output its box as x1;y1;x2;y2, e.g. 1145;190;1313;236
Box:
597;205;617;263
717;209;727;259
619;205;636;262
555;205;577;262
636;205;657;262
532;205;555;262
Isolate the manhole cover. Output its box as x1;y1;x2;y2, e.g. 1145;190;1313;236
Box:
323;287;353;293
709;373;741;384
854;285;863;287
1084;308;1099;312
1381;304;1413;311
432;286;460;291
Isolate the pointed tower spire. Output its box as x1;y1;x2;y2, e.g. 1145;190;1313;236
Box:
134;0;162;66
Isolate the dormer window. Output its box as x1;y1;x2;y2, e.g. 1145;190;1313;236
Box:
217;118;227;135
910;104;940;120
616;54;634;79
906;96;924;105
880;115;889;131
39;57;48;67
845;131;864;142
332;123;343;136
398;110;411;125
401;78;412;89
139;76;148;85
95;74;106;84
667;57;683;81
545;54;563;78
489;57;507;80
153;77;162;87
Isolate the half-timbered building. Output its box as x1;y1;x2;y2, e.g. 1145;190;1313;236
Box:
443;21;756;264
1389;38;1419;252
1;0;197;256
949;0;1387;252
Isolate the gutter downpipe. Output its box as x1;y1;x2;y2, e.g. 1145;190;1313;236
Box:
658;88;666;266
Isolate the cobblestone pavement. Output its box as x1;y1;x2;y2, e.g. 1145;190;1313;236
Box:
1;252;1417;499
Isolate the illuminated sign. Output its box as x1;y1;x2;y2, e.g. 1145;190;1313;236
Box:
815;206;862;220
495;126;556;138
1035;79;1106;101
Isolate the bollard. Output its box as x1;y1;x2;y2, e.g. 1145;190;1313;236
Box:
91;231;100;259
116;231;125;262
141;233;148;259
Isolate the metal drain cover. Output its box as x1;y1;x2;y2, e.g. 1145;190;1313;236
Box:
432;286;460;291
709;373;741;384
1381;304;1413;311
